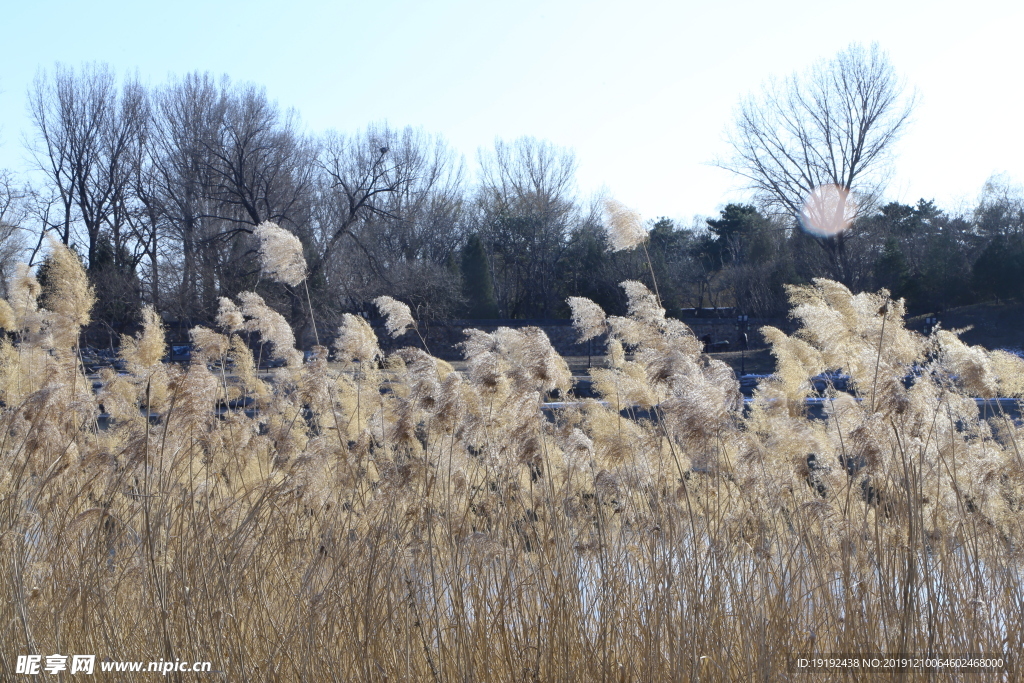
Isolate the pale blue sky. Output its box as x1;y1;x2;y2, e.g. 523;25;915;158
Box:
2;0;1022;221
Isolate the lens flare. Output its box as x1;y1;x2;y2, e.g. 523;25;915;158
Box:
799;184;857;237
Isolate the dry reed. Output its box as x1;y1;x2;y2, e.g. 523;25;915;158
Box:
0;249;1021;681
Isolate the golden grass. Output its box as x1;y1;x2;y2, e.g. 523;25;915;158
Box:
1;246;1023;681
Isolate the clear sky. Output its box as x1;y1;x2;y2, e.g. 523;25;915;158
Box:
1;0;1021;223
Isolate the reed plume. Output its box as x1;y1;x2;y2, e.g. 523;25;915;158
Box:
334;312;382;366
567;296;607;342
237;291;302;367
216;296;245;332
602;197;647;252
254;220;307;286
374;295;415;338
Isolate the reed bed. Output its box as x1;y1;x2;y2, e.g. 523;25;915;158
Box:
1;235;1023;681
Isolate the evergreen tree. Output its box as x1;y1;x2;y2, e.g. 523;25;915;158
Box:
461;234;499;318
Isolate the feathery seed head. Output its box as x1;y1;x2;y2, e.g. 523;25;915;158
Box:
493;326;573;395
121;306;167;373
761;325;824;399
334;313;382;365
461;328;498;359
786;279;923;394
567;296;607;342
238;292;301;367
937;331;999;398
254;221;307;286
461;330;505;392
40;236;95;329
607;315;650;349
603;198;647;252
168;361;219;430
988;350;1024;398
9;263;42;332
216;297;245;333
190;326;231;360
230;334;266;398
562;427;595;470
374;296;415;338
620;281;664;325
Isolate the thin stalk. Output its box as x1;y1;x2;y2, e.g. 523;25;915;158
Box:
640;240;663;308
870;301;889;413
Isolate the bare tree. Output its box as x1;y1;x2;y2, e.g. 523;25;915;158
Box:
310;124;466;318
28;65;149;267
313;126;406;274
0;170;30;297
27;64;152;326
720;43;915;283
149;74;316;320
207;84;315;230
475;137;579;318
149;72;227;317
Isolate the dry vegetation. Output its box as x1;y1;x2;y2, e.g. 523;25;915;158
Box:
2;237;1024;681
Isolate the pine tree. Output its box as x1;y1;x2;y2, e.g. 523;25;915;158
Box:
461;234;499;318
